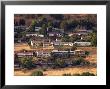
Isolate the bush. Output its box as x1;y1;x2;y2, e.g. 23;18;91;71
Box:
73;72;95;76
73;74;81;76
19;57;35;69
72;57;85;65
63;72;95;76
42;68;47;71
81;72;95;76
62;73;72;76
85;51;90;56
31;70;43;76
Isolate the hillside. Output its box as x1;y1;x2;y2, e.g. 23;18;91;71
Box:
14;14;97;31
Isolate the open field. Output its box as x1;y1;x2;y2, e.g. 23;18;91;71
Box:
77;47;97;63
14;43;54;51
14;66;96;76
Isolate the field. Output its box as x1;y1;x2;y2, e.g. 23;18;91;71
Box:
14;66;96;76
77;47;97;63
14;43;54;51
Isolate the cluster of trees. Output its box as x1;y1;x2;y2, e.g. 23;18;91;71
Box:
15;57;36;69
28;14;97;34
15;56;90;70
61;34;81;42
14;19;25;26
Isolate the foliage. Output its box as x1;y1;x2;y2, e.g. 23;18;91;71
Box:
73;57;85;65
81;72;95;76
71;45;77;51
90;32;97;46
85;51;90;56
61;35;71;42
54;58;66;68
39;24;47;36
31;70;43;76
63;72;95;76
19;57;35;69
62;73;71;76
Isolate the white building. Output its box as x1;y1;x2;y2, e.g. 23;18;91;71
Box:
74;41;91;46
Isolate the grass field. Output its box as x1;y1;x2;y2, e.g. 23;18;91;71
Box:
14;66;96;76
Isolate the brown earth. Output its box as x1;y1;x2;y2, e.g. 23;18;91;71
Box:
14;66;96;76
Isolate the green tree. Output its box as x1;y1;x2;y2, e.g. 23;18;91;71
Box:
19;57;35;69
81;72;95;76
39;24;47;36
90;32;97;46
31;70;43;76
85;51;90;56
55;58;66;68
30;20;37;31
60;20;67;31
61;35;70;42
48;21;52;27
72;57;85;65
71;45;77;51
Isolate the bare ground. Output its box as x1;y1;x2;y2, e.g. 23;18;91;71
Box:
14;66;96;76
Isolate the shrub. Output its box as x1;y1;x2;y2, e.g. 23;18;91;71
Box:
19;57;35;69
73;74;81;76
81;72;95;76
62;73;72;76
63;72;95;76
31;70;43;76
85;51;90;56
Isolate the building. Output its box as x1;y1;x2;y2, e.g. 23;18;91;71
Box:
26;33;38;37
74;41;91;46
53;41;74;46
51;50;75;58
14;26;26;31
16;52;33;57
35;27;41;32
36;51;51;57
30;39;54;48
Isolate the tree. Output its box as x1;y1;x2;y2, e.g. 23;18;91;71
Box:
54;58;66;68
31;70;43;76
30;19;37;32
19;57;35;69
85;51;90;56
48;21;52;27
61;35;70;42
39;24;47;36
72;57;85;65
71;45;77;51
60;20;68;31
90;32;97;46
81;72;95;76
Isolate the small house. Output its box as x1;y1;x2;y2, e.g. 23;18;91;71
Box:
74;41;91;46
16;52;33;57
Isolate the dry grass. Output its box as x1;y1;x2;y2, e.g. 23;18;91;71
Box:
77;47;97;63
14;66;96;76
14;43;54;51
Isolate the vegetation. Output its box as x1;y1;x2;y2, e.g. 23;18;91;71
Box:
63;72;95;76
18;57;35;69
85;51;90;56
31;70;43;76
